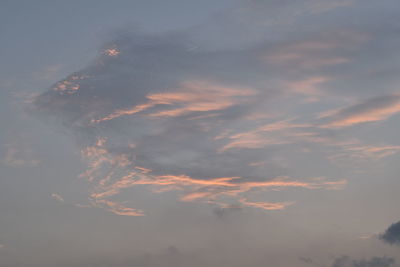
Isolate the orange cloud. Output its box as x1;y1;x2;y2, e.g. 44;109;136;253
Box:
78;138;346;215
92;80;256;123
220;133;287;151
52;74;87;95
219;119;311;151
348;145;400;159
239;198;293;210
180;191;218;202
91;102;156;123
331;144;400;161
103;47;120;57
94;199;144;216
321;95;400;128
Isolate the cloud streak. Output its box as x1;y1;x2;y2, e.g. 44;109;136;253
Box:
320;95;400;128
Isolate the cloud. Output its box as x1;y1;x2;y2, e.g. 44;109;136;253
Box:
331;256;395;267
337;145;400;160
239;198;293;211
301;256;396;267
32;29;354;216
2;141;40;167
79;136;345;215
51;193;64;202
299;256;325;267
320;95;400;128
92;80;256;123
263;33;360;71
218;119;313;151
286;76;330;100
380;221;400;245
31;0;400;216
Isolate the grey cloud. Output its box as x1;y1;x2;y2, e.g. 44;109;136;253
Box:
212;205;242;219
331;256;395;267
2;246;204;267
299;256;325;267
380;221;400;245
31;30;318;214
31;0;400;215
121;246;206;267
2;138;41;167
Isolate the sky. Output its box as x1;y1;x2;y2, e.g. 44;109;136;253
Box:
1;0;400;266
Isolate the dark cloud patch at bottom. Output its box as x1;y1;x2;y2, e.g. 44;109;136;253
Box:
212;205;242;218
331;256;395;267
300;256;396;267
120;246;206;267
380;221;400;246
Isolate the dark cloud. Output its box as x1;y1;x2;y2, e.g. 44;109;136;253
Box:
331;256;395;267
380;221;400;245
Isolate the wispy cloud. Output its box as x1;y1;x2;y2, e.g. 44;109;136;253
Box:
239;198;293;211
92;80;256;123
78;137;345;215
320;95;400;128
2;142;40;167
